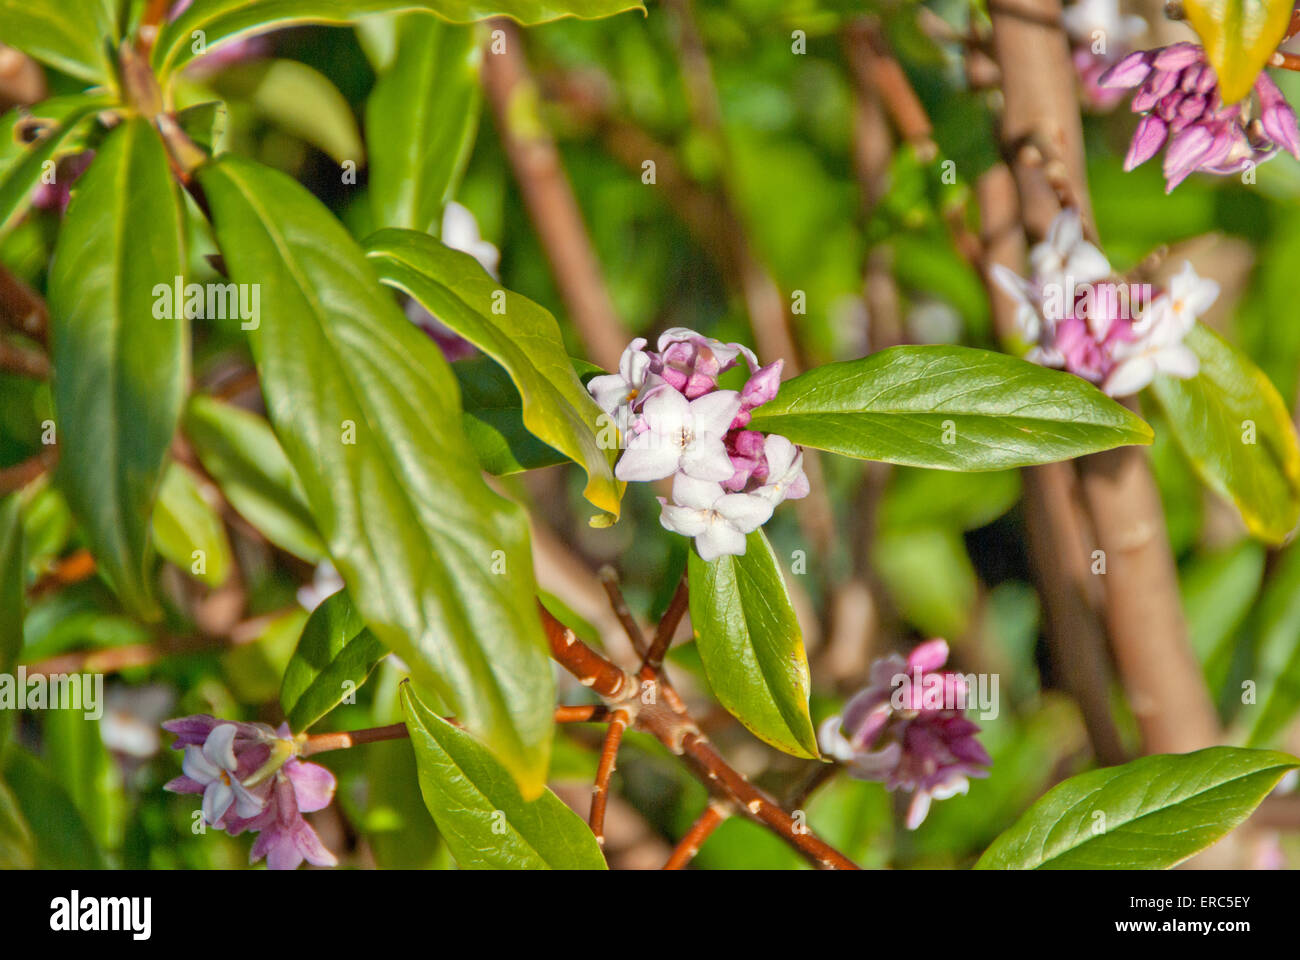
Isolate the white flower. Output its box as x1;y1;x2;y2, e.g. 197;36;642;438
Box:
991;262;1046;343
754;435;810;505
297;559;344;612
442;201;500;278
1029;210;1111;315
616;388;741;483
658;474;774;561
182;724;266;826
1103;262;1213;396
587;337;660;416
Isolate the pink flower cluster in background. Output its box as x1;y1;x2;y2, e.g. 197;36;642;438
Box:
1101;42;1300;192
992;209;1216;396
819;639;991;829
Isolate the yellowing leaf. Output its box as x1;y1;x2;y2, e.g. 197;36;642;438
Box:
1184;0;1294;104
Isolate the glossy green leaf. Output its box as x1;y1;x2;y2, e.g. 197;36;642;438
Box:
400;682;608;869
1246;544;1300;745
198;155;553;794
151;462;233;587
0;0;117;84
2;747;104;869
281;590;387;732
49;117;187;618
365;228;622;521
687;530;818;758
367;15;480;233
1184;0;1293;104
975;747;1298;869
0;95;110;238
453;356;570;474
1150;325;1300;543
747;346;1153;471
153;1;648;81
184;395;326;563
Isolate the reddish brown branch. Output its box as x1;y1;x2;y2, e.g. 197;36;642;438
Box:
0;448;56;494
597;566;648;658
663;802;729;869
538;603;858;869
0;338;49;379
642;574;687;673
589;707;629;847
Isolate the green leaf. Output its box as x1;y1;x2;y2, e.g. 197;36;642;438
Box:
2;748;104;868
198;154;554;795
153;1;647;81
0;778;34;869
1246;544;1300;745
183;395;326;563
873;525;976;640
44;708;124;853
1184;0;1294;104
453;356;570;475
49;116;187;618
747;346;1153;471
975;747;1298;869
400;682;608;869
366;15;480;233
151;462;233;587
281;590;387;732
1151;325;1300;544
364;228;622;521
0;495;22;678
0;94;110;239
0;0;117;85
212;60;363;165
687;530;818;758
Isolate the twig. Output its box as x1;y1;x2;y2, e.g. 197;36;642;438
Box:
480;21;630;372
663;802;729;869
597;566;648;658
589;707;629;847
0;338;49;378
538;602;858;869
0;264;48;346
642;573;687;673
300;722;410;756
0;448;55;494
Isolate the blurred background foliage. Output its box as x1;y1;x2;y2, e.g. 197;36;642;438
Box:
3;0;1300;869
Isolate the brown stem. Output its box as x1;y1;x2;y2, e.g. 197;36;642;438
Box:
538;603;857;869
663;802;729;869
597;566;648;658
480;21;630;371
0;448;56;494
300;722;410;756
0;265;48;346
589;707;629;847
986;0;1219;755
0;338;49;379
642;574;688;673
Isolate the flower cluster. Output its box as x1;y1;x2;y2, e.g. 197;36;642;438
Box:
163;715;337;870
992;209;1217;396
818;639;991;829
589;329;807;561
1101;42;1300;192
1063;0;1147;111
